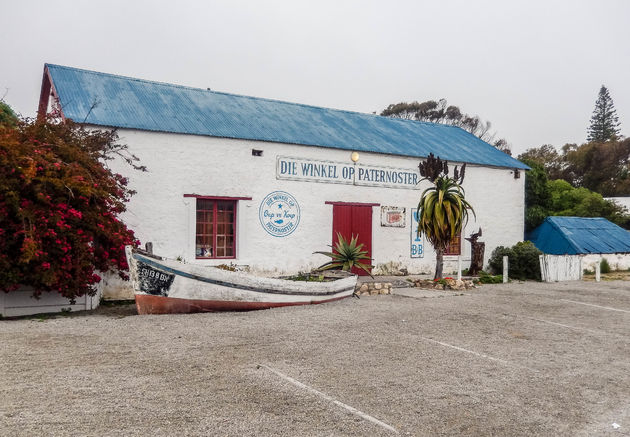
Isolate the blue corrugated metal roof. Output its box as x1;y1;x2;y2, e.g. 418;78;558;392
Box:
46;64;529;170
527;217;630;255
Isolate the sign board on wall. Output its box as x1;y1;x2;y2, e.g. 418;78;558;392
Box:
381;206;406;227
259;191;301;237
276;156;420;190
410;208;424;258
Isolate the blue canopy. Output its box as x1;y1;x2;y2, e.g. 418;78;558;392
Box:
527;216;630;255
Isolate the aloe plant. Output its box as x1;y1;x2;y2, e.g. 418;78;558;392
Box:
418;174;474;280
314;232;373;277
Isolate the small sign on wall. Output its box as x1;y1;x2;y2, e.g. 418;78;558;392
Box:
381;206;406;227
410;208;424;258
259;191;301;237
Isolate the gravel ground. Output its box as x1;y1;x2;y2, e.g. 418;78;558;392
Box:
1;280;629;436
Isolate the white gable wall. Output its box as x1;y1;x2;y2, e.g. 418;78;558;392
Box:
106;129;524;281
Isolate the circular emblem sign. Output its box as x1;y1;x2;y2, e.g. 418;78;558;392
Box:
259;191;301;237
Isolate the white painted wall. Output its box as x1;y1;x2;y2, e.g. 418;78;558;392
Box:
582;253;630;271
0;285;102;317
104;129;525;296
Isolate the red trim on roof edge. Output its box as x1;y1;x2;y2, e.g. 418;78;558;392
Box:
37;66;51;120
325;201;380;207
183;194;252;200
37;65;65;121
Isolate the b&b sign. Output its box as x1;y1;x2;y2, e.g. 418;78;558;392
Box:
410;208;424;258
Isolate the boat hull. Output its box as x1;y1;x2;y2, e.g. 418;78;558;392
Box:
134;293;350;314
125;247;357;315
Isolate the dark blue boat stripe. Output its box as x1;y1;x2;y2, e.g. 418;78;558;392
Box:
134;254;355;296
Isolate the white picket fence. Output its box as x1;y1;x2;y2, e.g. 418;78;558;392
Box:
539;254;583;282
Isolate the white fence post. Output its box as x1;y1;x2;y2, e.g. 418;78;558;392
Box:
457;255;462;281
503;256;509;283
595;261;601;282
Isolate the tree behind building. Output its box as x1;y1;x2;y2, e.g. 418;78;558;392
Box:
587;85;621;142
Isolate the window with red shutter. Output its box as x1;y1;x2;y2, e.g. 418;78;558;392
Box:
195;199;236;259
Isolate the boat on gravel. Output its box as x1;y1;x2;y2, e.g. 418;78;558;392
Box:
125;247;358;314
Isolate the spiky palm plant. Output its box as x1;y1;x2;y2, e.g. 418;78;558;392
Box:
418;175;475;280
314;232;373;277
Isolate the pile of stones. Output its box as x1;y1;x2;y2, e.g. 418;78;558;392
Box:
354;282;392;296
410;278;477;291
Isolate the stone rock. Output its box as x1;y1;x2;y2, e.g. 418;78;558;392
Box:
374;283;382;290
450;279;464;290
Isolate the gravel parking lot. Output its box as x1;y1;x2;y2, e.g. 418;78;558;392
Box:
1;280;629;436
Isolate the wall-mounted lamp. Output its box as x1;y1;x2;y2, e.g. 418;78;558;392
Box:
513;168;520;179
351;151;360;163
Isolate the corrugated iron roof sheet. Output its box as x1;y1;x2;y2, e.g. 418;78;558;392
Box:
527;216;630;255
45;63;529;170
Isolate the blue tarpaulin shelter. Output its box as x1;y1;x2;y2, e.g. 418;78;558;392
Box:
527;216;630;255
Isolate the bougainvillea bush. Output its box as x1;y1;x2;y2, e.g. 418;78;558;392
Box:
0;114;143;300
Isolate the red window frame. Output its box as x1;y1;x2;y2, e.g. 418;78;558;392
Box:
444;232;462;256
185;195;251;260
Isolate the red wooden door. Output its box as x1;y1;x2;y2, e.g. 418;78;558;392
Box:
332;204;373;276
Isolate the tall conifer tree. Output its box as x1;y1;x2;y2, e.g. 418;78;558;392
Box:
587;85;621;142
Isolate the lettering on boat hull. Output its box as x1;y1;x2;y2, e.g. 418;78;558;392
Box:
137;261;175;296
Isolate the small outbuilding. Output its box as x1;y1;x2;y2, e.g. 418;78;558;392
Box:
528;216;630;271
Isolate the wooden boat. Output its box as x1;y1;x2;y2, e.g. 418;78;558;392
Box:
125;247;357;314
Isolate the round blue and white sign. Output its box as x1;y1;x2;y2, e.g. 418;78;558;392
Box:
259;191;301;237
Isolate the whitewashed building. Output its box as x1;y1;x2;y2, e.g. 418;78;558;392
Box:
39;64;529;297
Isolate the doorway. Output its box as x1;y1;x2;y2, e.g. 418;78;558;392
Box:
330;202;376;276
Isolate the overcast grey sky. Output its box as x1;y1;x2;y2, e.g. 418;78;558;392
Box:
1;0;629;156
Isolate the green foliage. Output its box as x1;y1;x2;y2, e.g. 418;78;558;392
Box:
285;272;326;282
521;159;551;231
478;271;503;284
488;241;542;281
525;205;549;233
546;180;630;227
433;277;453;286
600;258;611;274
519;152;630;231
314;232;373;276
518;144;564;180
563;139;630;196
587;85;620;142
0;101;18;127
518;138;630;198
418;176;474;251
0;116;143;299
417;161;475;279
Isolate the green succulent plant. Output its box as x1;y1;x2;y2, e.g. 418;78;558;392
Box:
314;232;373;277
